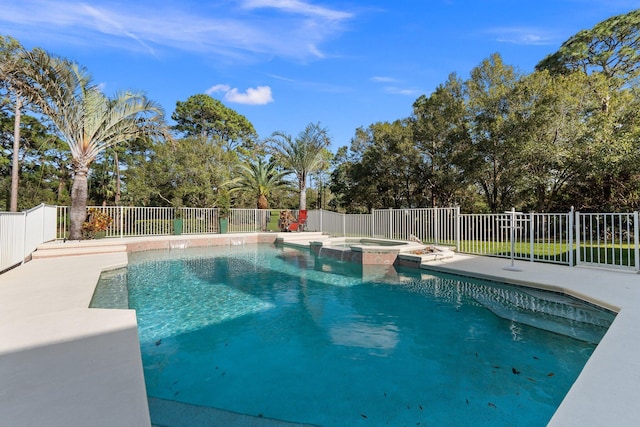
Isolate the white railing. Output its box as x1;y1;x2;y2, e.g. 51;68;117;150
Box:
458;211;573;266
56;207;295;239
576;212;639;271
0;204;57;272
57;206;176;238
2;205;633;274
306;207;637;271
371;208;458;245
309;210;371;237
229;209;274;233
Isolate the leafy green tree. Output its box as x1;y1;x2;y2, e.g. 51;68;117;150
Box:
329;120;428;211
126;137;232;207
234;158;291;209
0;107;72;209
171;94;258;151
508;70;596;211
535;10;640;210
573;77;640;210
411;73;473;207
0;36;29;211
329;145;369;213
268;122;331;211
20;48;166;239
88;136;152;206
536;9;640;85
465;53;524;212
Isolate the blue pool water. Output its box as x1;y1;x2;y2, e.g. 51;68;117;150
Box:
92;244;614;426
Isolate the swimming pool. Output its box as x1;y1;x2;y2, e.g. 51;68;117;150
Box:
92;244;614;426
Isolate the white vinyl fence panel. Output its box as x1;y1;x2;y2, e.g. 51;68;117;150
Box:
0;204;57;272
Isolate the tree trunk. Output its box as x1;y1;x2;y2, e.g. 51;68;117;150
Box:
299;174;307;211
10;97;22;212
114;150;121;205
69;165;89;240
57;180;66;203
257;194;268;210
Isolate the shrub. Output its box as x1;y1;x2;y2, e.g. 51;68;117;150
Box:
81;208;113;239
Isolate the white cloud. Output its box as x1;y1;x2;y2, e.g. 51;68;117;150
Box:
485;27;556;45
81;3;155;54
241;0;353;20
370;76;398;83
384;87;420;97
206;84;232;94
371;76;418;96
2;0;354;62
207;84;274;105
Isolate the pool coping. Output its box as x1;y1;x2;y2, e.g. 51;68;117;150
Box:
1;233;639;426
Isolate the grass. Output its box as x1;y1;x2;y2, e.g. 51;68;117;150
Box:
458;240;637;267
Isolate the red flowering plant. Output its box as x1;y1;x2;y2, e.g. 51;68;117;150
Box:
81;208;113;239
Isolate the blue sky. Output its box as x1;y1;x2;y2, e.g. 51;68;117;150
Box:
2;0;639;151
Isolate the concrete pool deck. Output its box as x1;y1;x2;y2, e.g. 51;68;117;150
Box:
1;234;639;426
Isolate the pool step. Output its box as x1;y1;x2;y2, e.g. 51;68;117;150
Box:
32;242;127;259
470;284;615;343
276;232;330;248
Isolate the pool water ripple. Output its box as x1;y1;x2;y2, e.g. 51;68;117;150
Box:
91;244;614;427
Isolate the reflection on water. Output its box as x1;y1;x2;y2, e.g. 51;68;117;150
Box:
91;243;615;427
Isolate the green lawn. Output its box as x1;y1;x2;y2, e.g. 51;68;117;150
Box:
458;240;636;267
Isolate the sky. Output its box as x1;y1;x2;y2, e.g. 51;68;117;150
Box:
2;0;640;151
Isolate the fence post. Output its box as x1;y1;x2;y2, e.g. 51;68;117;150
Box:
22;210;28;265
433;208;439;244
119;206;124;238
530;213;535;262
503;207;521;271
568;207;574;266
634;211;639;273
575;210;581;266
371;209;375;237
388;208;393;239
455;206;460;251
342;213;346;237
41;204;46;244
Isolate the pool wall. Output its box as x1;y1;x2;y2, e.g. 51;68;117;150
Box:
308;237;424;265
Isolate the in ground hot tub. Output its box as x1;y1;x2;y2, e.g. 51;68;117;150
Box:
310;237;425;265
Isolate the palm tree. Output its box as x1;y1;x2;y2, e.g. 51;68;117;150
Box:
0;36;28;212
19;49;166;239
235;158;291;209
268;122;331;210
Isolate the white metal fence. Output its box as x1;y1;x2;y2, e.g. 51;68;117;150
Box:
306;207;637;272
307;208;458;245
56;206;290;238
458;211;574;265
307;210;371;237
372;208;458;245
2;204;638;274
576;212;640;270
0;204;57;272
